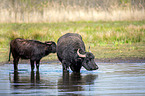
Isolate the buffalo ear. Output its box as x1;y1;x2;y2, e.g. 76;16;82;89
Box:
45;41;52;45
46;42;52;45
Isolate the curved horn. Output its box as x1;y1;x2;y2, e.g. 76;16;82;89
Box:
77;49;86;58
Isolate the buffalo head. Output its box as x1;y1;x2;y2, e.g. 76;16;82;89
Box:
77;49;99;71
45;41;56;53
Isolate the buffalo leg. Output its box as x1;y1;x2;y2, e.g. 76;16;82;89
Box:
30;60;35;71
70;65;81;73
13;57;19;71
62;60;69;72
36;60;40;71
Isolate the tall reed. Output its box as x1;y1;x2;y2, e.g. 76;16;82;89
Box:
0;0;145;23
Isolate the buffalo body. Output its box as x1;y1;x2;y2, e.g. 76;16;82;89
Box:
57;33;98;72
9;38;56;71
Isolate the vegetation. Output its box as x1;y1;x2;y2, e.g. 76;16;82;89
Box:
0;0;144;63
0;0;145;22
0;21;145;62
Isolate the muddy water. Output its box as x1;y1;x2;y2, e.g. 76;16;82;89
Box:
0;62;145;95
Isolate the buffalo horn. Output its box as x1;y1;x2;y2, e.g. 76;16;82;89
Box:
77;49;86;58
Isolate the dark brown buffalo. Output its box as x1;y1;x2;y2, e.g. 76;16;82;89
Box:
56;33;99;73
9;38;56;71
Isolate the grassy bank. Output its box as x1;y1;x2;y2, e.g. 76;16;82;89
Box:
0;21;145;62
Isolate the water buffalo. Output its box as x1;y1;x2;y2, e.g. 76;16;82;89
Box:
9;38;56;71
56;33;99;72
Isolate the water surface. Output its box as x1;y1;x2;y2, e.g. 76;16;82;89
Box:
0;62;145;95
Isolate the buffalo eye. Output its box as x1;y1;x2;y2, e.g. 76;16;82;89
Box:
77;58;82;62
78;58;82;60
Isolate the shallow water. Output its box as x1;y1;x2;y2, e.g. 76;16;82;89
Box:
0;62;145;96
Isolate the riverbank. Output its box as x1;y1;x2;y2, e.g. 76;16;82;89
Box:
2;57;145;66
95;57;145;63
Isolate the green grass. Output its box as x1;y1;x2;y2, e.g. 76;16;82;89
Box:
0;21;145;62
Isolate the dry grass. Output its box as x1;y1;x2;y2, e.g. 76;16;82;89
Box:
0;8;144;23
0;0;145;23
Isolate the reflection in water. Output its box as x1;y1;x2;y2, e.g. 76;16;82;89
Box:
31;71;40;84
2;63;144;95
13;71;19;83
9;70;98;95
10;71;40;89
58;71;98;95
